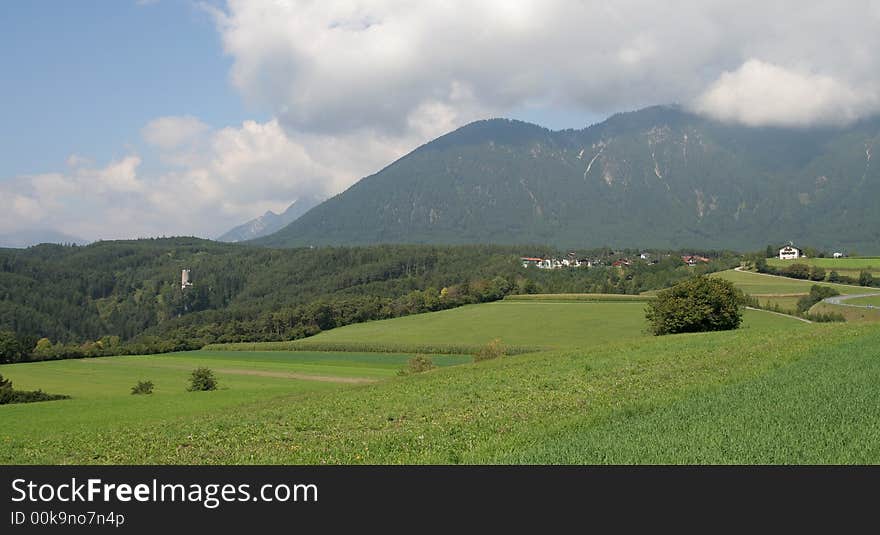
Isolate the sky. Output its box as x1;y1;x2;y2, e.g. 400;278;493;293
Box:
2;0;880;242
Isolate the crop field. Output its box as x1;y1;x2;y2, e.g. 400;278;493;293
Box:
768;257;880;278
810;302;880;322
0;350;470;461
217;301;802;355
3;315;873;464
504;293;654;302
0;298;816;464
712;269;877;296
847;295;880;307
500;324;880;464
0;299;880;464
752;295;803;311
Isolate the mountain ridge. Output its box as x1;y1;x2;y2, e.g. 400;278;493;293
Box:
218;194;322;242
257;105;880;252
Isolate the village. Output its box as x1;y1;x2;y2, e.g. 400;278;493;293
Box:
521;243;851;271
520;251;711;269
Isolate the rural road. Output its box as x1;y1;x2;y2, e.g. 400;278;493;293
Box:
822;293;880;309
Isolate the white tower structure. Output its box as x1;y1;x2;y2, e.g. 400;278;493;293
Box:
181;269;193;289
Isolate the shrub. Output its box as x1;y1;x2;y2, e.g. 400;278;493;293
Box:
796;285;840;313
131;380;154;395
0;374;70;405
803;311;846;323
397;355;436;376
859;271;874;287
784;264;811;280
645;276;743;335
187;367;217;391
475;338;506;362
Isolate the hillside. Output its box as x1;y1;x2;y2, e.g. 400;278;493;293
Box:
2;239;717;347
9;297;877;464
257;106;880;252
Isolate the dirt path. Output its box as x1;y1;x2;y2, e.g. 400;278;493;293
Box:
211;367;379;384
745;306;813;324
78;359;378;384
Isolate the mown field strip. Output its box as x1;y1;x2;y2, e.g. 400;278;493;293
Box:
715;268;880;296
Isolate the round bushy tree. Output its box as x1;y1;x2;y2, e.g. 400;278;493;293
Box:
187;367;217;392
645;276;744;335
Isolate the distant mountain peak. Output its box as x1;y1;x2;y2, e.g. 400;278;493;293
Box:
217;194;322;243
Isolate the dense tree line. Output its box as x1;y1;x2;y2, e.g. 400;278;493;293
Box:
0;238;738;362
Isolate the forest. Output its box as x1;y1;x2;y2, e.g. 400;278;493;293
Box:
0;238;738;362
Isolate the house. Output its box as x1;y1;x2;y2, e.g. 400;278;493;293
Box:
778;245;802;260
612;259;631;268
833;252;845;259
681;255;710;266
521;257;543;268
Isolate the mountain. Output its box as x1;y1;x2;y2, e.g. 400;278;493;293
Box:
0;229;87;248
256;105;880;252
217;194;322;242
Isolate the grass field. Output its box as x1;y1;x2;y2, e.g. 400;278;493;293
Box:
499;325;880;463
3;318;872;464
5;294;877;464
214;301;803;354
768;257;880;278
0;350;470;461
713;269;875;296
505;293;654;302
810;302;880;322
847;295;880;307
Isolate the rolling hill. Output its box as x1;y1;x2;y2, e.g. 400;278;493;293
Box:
257;105;880;252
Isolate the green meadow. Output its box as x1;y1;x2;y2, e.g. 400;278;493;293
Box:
712;268;873;296
767;257;880;281
1;296;839;464
847;295;880;307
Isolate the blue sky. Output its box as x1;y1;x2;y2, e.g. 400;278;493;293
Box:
1;1;877;242
0;0;599;181
1;0;257;177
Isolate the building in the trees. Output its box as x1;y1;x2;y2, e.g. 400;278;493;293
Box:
181;269;193;289
681;255;710;266
778;245;803;260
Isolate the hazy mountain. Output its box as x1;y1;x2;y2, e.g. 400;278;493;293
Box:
217;194;322;242
0;229;87;248
256;105;880;252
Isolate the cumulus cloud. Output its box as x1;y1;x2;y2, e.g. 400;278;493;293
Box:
693;60;879;127
142;115;210;150
0;117;408;240
209;0;880;133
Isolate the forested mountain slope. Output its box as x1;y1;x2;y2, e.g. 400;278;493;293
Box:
258;106;880;252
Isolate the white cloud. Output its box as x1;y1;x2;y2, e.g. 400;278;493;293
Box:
7;1;880;240
142;115;210;150
66;154;92;168
209;1;880;132
693;60;879;127
0;117;409;241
